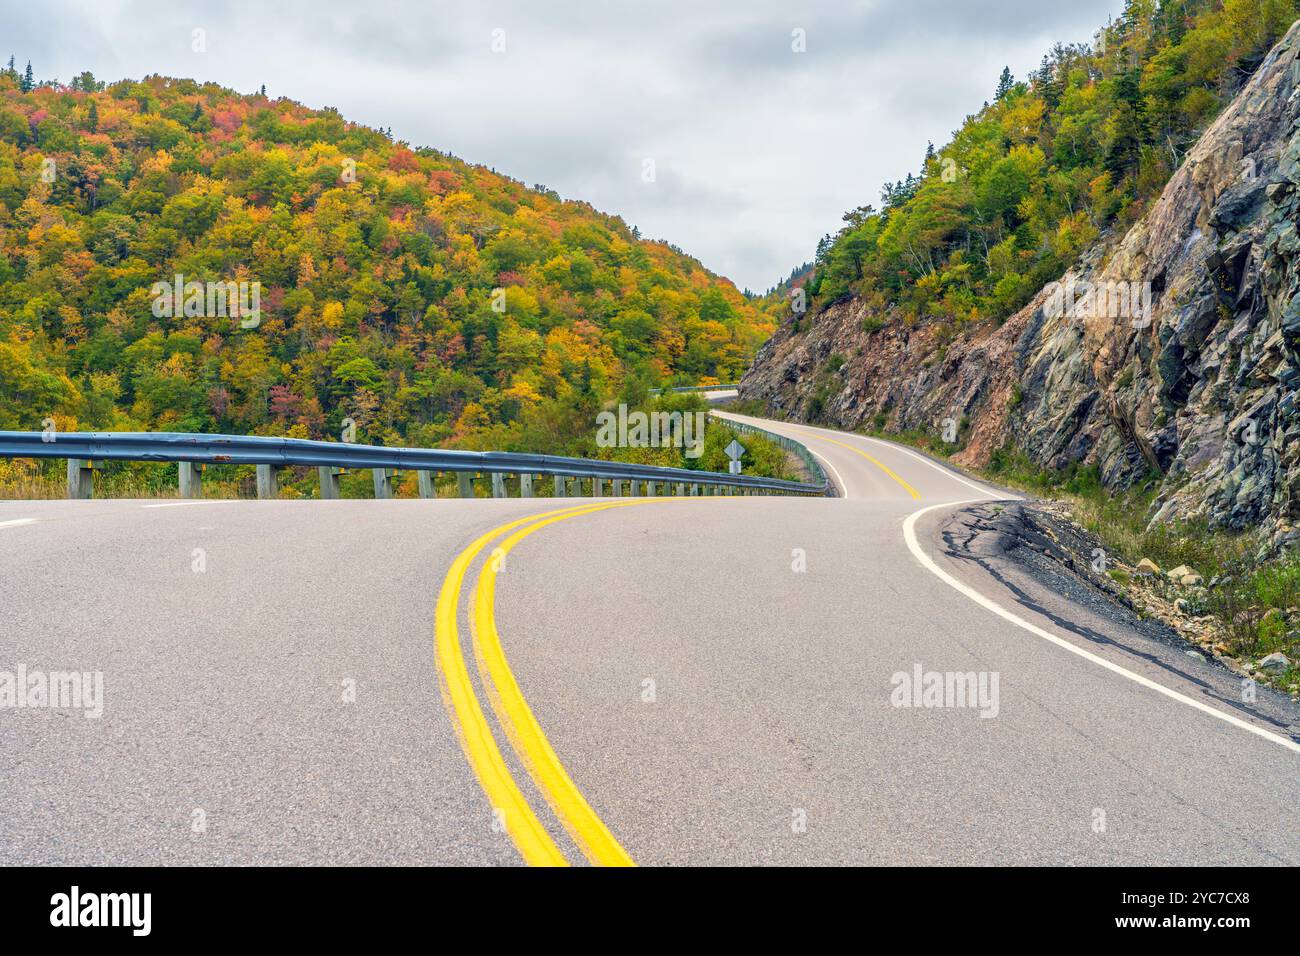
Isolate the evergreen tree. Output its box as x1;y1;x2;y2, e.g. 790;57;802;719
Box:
21;60;34;92
995;66;1014;100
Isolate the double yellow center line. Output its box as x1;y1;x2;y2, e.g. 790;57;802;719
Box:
433;435;918;866
434;499;658;866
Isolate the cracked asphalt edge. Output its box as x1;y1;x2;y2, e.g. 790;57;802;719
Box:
937;501;1300;743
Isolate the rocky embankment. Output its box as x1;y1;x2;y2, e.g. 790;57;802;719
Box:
943;500;1298;705
741;22;1300;547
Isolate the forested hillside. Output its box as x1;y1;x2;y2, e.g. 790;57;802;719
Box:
0;66;774;455
806;0;1297;328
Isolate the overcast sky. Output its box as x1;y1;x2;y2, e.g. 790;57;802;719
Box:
9;0;1124;291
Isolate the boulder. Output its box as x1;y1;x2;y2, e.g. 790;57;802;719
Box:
1258;651;1291;673
1166;564;1204;586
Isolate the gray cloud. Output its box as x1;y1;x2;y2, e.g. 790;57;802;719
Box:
10;0;1124;290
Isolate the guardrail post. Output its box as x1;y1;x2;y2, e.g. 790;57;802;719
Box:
520;473;534;498
491;472;507;498
592;478;603;498
319;466;343;499
373;468;397;499
689;483;698;496
456;472;474;498
675;482;685;496
418;471;437;498
256;464;279;499
609;479;621;497
567;477;582;496
553;475;565;497
67;459;95;499
179;462;203;499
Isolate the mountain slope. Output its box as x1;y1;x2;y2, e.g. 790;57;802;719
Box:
0;69;772;452
742;8;1300;546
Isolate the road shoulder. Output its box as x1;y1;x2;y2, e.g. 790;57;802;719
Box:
927;501;1300;745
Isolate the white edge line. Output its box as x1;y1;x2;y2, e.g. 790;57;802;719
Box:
903;500;1300;755
0;518;38;529
806;447;851;498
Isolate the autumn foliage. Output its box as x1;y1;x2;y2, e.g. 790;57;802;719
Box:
0;69;774;458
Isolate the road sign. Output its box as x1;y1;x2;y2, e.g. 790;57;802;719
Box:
725;439;745;461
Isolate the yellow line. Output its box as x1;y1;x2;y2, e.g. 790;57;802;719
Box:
434;503;604;867
472;500;653;867
808;434;921;500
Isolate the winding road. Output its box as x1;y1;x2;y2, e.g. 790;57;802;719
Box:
1;412;1296;865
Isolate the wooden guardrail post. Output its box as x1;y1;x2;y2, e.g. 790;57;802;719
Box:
490;472;507;498
67;459;95;499
256;464;278;499
456;472;475;498
520;473;534;497
372;468;397;499
179;462;203;498
319;466;343;499
417;470;437;498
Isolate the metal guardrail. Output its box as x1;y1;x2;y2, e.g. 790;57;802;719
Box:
647;383;739;395
0;430;828;500
710;414;831;494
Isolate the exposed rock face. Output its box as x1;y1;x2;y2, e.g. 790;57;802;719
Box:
741;22;1300;548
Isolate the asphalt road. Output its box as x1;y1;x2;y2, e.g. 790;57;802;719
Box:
0;413;1296;865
